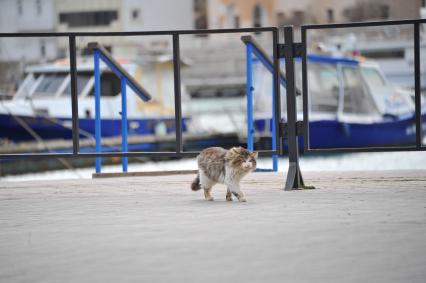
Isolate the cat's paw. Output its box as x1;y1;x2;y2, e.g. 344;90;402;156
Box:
238;197;247;202
205;196;214;201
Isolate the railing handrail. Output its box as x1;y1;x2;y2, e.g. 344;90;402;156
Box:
0;27;277;37
243;35;280;172
88;42;151;102
241;35;301;96
302;18;426;29
89;42;154;173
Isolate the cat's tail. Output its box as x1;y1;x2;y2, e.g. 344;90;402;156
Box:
191;173;201;191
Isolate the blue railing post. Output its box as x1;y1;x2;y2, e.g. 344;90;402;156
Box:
246;42;278;171
121;77;128;172
89;42;152;174
246;43;254;152
94;49;102;173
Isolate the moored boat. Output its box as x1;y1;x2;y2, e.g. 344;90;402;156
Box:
252;54;426;148
0;57;186;143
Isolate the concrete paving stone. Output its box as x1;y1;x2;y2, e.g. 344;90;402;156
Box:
0;170;425;283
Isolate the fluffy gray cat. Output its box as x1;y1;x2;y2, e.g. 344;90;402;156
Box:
191;146;258;202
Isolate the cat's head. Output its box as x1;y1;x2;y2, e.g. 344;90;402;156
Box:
227;147;258;171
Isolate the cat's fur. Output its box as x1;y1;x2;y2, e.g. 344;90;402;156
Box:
191;146;258;202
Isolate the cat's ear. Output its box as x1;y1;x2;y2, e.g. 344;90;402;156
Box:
251;151;258;159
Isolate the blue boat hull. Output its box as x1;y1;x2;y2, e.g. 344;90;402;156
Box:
254;113;426;149
0;114;187;142
2;113;425;149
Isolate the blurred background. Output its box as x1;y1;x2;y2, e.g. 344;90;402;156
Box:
0;0;426;180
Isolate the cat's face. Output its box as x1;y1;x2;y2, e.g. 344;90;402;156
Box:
229;147;258;171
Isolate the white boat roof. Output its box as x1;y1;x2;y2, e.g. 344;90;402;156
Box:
25;55;190;74
25;57;138;73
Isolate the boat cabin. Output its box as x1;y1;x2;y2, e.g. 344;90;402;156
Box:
252;54;416;123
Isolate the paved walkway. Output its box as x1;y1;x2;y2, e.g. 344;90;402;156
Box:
1;170;425;283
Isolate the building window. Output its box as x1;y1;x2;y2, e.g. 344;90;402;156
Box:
276;12;286;26
59;10;118;27
253;4;262;28
36;0;42;15
380;5;389;19
190;85;245;99
40;41;46;57
292;10;305;27
327;9;334;23
194;0;208;29
234;16;240;28
131;9;139;20
17;0;23;16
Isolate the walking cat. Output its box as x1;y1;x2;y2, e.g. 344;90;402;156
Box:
191;146;258;202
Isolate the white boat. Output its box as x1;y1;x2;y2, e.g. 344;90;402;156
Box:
0;56;186;142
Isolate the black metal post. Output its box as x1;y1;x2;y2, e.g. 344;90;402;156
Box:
272;28;282;155
301;27;310;151
69;35;80;154
172;33;183;153
414;23;422;148
283;26;304;190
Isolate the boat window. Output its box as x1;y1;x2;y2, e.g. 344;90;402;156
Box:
33;73;67;97
342;67;378;114
307;63;339;113
87;72;120;97
62;73;92;96
360;67;386;88
14;73;36;98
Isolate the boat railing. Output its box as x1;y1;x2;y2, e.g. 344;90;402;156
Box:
88;42;152;174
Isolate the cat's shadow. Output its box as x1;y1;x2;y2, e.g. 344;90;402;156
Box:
189;199;250;206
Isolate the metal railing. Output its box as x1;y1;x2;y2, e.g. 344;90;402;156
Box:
242;35;280;172
283;19;426;189
241;35;301;172
1;20;425;191
0;27;281;161
300;19;426;153
88;42;152;173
